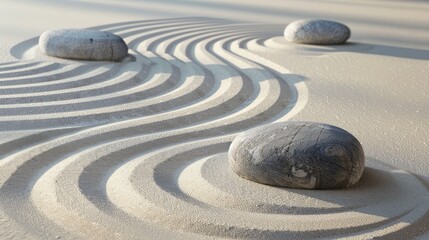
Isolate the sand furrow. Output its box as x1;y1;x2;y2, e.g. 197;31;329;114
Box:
0;64;98;87
0;61;41;72
0;62;62;79
0;64;121;101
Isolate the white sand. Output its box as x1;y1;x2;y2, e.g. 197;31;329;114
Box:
0;1;428;239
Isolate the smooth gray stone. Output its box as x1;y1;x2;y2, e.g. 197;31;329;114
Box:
39;29;128;61
284;20;351;45
228;122;365;189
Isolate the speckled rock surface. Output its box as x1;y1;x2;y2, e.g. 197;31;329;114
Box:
39;29;128;61
284;20;351;45
228;122;365;189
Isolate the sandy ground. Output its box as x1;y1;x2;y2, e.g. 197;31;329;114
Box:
0;0;428;239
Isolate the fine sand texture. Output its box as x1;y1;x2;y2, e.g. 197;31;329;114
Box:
0;1;429;239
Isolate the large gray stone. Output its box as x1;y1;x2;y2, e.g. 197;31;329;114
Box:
284;20;351;45
228;122;364;189
39;29;128;61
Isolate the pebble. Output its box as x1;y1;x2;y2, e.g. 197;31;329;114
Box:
228;122;365;189
284;20;351;45
39;29;128;61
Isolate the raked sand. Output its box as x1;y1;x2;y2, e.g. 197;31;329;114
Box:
0;1;429;239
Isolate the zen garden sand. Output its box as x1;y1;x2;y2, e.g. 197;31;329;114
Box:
0;1;428;239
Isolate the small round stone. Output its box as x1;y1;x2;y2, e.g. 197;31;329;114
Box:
284;20;351;45
228;122;365;189
39;29;128;61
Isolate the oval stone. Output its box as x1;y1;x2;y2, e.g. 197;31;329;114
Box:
39;29;128;61
228;122;365;189
284;20;351;45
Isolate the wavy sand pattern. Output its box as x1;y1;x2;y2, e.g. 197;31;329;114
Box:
0;18;428;239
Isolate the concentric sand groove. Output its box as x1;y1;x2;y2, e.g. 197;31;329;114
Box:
0;18;427;239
